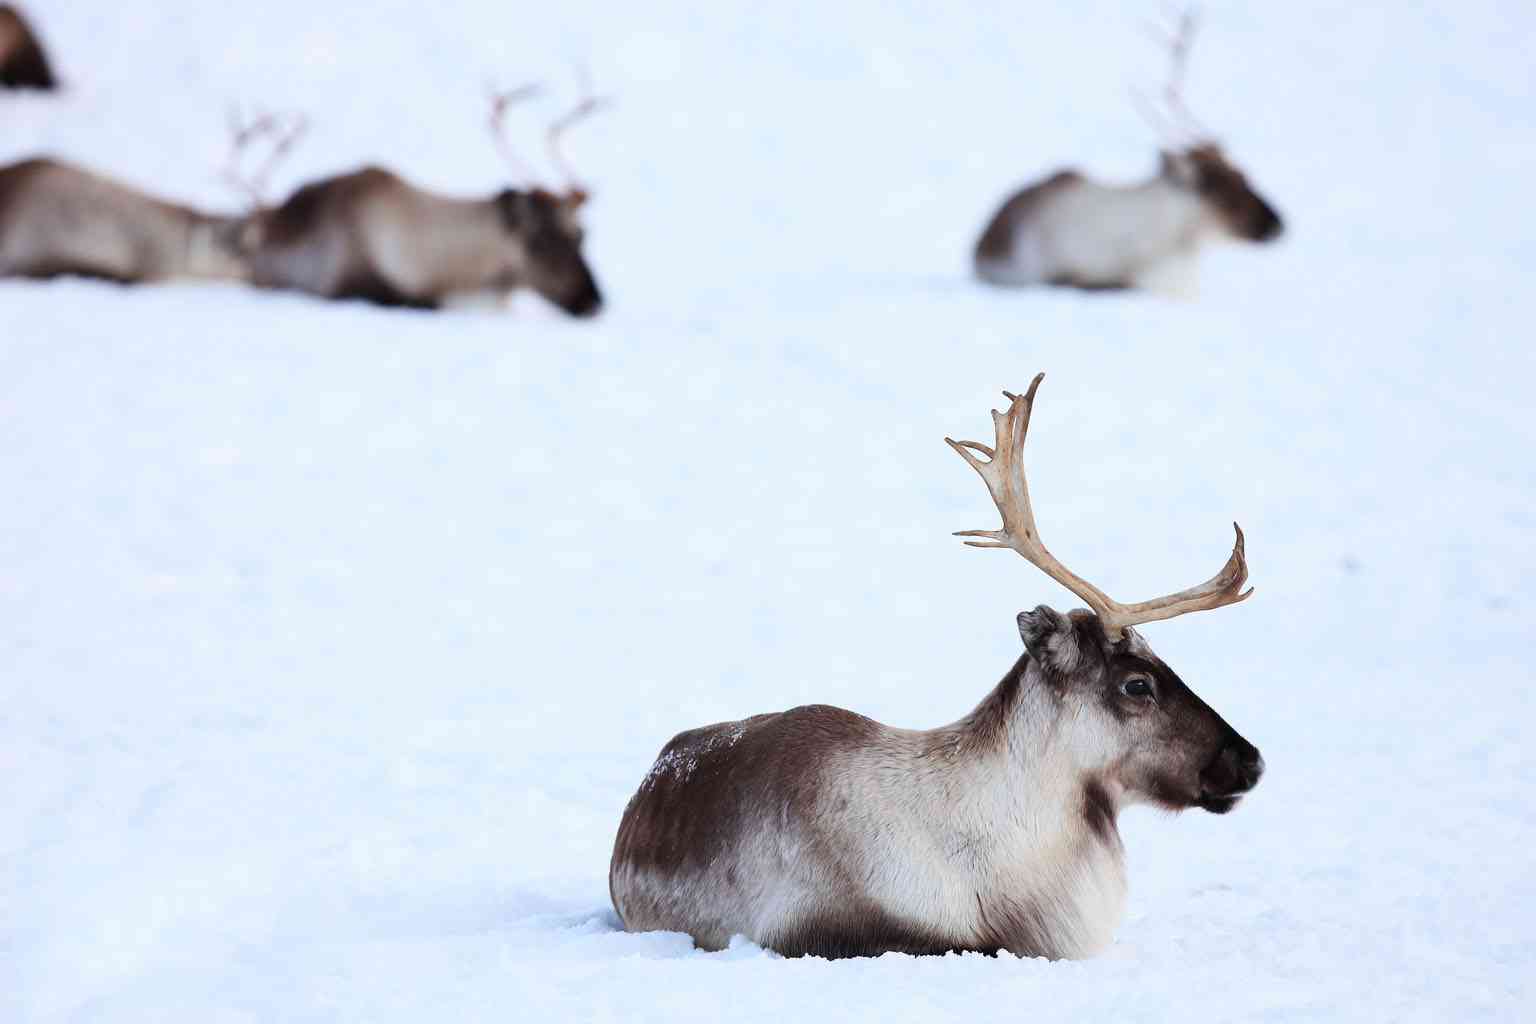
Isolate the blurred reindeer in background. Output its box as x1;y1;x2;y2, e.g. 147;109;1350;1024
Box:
0;108;302;286
0;5;54;90
972;7;1283;297
242;80;607;316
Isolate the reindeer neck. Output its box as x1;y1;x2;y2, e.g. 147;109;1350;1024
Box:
907;656;1117;848
182;215;251;281
1124;175;1216;248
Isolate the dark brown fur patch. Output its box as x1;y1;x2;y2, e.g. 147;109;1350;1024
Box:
612;706;878;881
253;168;395;249
973;169;1083;263
975;890;1055;958
1045;273;1131;292
0;6;55;90
774;900;971;959
335;266;434;309
1185;145;1283;242
0;157;49;232
1082;779;1117;843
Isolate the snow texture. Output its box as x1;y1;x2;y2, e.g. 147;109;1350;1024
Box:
3;1;1534;1021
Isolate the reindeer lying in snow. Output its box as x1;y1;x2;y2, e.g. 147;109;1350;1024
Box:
610;375;1264;959
0;5;54;90
973;144;1282;296
0;109;302;286
973;9;1283;296
0;158;249;283
243;86;605;316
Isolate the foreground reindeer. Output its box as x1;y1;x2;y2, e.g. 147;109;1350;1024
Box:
243;86;604;315
0;5;54;90
972;10;1282;296
0;158;248;283
610;375;1263;959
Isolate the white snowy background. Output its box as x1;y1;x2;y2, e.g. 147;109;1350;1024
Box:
3;1;1533;1020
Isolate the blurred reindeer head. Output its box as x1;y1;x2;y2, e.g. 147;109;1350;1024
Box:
1136;6;1284;243
485;77;608;315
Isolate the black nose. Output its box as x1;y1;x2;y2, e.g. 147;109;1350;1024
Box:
1254;208;1284;242
564;281;603;318
1201;738;1265;797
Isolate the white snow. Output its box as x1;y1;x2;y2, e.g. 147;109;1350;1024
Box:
3;1;1534;1020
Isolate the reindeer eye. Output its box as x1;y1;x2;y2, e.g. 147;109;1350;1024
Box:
1122;678;1154;699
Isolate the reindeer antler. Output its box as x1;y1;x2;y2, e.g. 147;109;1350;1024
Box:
1133;4;1210;146
545;68;611;203
221;105;308;210
946;374;1251;640
487;81;544;184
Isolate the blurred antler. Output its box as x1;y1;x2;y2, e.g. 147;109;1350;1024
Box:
546;67;612;204
1132;4;1209;145
487;81;544;184
221;105;308;210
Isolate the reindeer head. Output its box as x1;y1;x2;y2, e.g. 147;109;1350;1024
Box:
948;375;1264;815
1017;606;1263;813
1162;144;1283;243
494;186;602;316
1138;6;1284;245
486;80;607;317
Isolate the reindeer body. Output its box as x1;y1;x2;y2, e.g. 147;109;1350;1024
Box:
0;158;248;283
973;148;1283;297
0;5;54;90
245;166;602;315
611;650;1129;959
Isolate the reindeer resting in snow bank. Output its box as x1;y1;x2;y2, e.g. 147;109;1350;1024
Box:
610;375;1264;959
0;5;54;90
0;159;249;283
243;86;604;315
972;9;1282;296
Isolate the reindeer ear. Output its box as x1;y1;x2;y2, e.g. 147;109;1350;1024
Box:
1018;606;1102;679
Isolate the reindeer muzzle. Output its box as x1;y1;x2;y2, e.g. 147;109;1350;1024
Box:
1197;736;1264;813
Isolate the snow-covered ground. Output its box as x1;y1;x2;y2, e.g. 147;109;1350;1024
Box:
4;2;1534;1020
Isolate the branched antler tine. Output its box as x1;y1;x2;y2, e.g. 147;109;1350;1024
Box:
947;376;1120;622
948;374;1252;640
1100;523;1252;631
943;437;991;473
